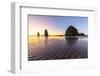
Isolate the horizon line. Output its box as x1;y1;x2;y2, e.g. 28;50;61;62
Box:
29;34;88;36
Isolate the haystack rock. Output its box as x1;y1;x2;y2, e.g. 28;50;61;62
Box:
65;25;79;36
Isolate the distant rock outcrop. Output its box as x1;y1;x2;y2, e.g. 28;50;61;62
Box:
65;25;85;36
37;32;40;37
65;25;79;36
44;29;49;37
78;33;85;36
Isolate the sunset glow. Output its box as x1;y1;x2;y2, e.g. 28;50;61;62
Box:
28;15;88;61
28;15;88;36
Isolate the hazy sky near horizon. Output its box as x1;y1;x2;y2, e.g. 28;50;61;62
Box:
28;15;88;35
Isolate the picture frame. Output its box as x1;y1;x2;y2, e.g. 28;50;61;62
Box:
11;2;96;74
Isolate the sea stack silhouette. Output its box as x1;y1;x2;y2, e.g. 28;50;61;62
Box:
65;25;79;36
65;25;85;36
44;29;49;37
37;32;40;37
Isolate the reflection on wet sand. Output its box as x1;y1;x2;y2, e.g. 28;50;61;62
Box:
28;36;88;61
65;36;78;46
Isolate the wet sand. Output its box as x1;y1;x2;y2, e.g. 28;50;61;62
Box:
28;36;88;61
